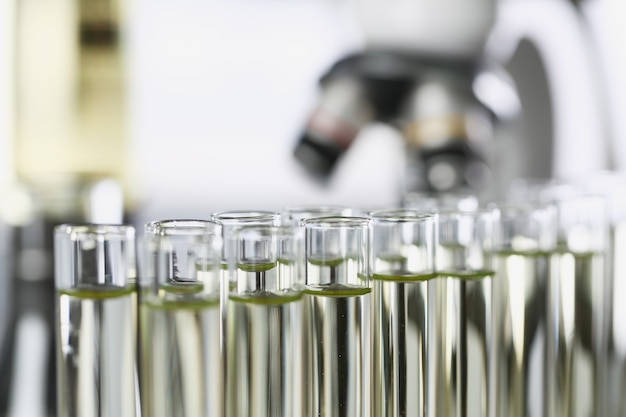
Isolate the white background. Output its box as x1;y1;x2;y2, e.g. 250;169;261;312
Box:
124;0;403;225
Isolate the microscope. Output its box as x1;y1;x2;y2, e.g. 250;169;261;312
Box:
293;0;608;203
293;0;503;202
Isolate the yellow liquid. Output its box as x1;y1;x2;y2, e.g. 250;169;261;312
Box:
58;284;135;299
304;283;371;297
227;284;303;416
372;272;438;282
57;284;137;417
140;295;222;417
230;290;303;305
303;282;371;416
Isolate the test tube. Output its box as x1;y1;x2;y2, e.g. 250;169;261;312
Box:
303;216;371;417
226;225;303;417
548;195;608;417
578;172;626;417
281;206;352;286
212;210;281;278
138;220;223;417
369;210;436;417
54;224;137;417
493;203;557;417
432;209;497;417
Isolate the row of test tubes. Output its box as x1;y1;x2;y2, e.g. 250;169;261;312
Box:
52;183;620;417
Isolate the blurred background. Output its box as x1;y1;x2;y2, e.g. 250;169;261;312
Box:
1;0;626;415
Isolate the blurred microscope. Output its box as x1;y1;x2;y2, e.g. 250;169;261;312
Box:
0;0;131;415
293;0;609;203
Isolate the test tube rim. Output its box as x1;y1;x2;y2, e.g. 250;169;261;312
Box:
55;223;135;240
369;209;436;223
303;216;371;229
212;210;281;226
145;219;221;236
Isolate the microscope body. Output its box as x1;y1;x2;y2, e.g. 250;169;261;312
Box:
294;0;506;200
294;0;608;203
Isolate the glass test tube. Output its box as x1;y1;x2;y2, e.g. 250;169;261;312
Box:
576;171;626;417
212;211;282;416
369;210;436;417
493;203;557;417
507;177;612;416
282;206;352;288
226;225;303;417
432;209;497;417
54;224;137;417
303;216;371;417
138;220;223;417
213;210;281;279
549;195;608;417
